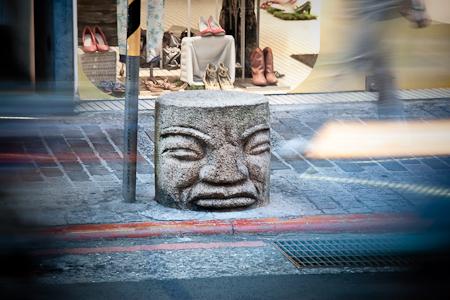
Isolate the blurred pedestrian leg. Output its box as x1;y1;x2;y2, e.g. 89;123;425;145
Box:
346;0;429;121
373;53;405;121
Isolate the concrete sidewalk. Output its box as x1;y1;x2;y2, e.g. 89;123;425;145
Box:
75;89;450;112
4;94;450;239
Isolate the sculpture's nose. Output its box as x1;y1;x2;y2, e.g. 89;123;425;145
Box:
199;145;249;184
199;162;249;184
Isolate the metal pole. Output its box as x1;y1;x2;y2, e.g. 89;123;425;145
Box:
72;0;78;98
123;0;140;203
216;0;219;20
241;0;245;80
187;0;191;37
256;0;260;48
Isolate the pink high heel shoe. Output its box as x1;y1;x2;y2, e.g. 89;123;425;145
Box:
198;16;213;37
208;16;225;36
82;26;97;52
93;25;109;51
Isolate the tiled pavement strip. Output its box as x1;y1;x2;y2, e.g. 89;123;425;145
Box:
74;89;450;112
5;90;450;237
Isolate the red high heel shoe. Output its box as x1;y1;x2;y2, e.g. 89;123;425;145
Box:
82;26;97;52
208;16;225;36
198;16;213;37
93;25;109;51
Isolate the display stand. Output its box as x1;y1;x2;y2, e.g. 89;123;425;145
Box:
78;48;116;85
235;78;290;91
186;0;247;81
182;0;286;90
180;36;236;86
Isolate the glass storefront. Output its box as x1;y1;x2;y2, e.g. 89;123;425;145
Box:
76;0;322;100
76;0;450;101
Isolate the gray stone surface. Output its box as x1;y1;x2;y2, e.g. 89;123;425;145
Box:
35;233;408;285
155;91;271;211
2;99;449;226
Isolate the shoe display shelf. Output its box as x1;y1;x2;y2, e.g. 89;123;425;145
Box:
180;36;236;86
234;78;290;92
78;47;116;85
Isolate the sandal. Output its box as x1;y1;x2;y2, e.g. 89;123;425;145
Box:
162;78;180;91
153;77;164;86
145;77;165;88
153;76;180;91
218;62;234;90
143;78;163;92
179;83;188;91
202;63;220;90
112;82;126;93
97;81;113;95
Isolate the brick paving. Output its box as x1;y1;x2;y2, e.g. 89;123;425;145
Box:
2;99;450;227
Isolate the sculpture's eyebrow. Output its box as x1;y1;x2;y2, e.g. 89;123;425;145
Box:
160;126;213;144
241;124;270;140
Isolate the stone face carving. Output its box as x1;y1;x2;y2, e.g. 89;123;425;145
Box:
155;91;270;211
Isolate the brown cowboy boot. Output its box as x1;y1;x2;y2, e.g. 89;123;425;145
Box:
263;47;278;85
250;48;267;86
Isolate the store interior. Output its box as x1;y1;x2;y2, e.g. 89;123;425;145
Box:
77;0;322;100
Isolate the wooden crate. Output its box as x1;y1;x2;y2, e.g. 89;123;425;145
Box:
78;48;116;85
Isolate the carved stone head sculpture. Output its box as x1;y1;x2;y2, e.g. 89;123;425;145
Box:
155;91;270;211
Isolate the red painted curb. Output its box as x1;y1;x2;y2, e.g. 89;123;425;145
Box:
36;213;430;241
39;219;232;240
230;213;430;234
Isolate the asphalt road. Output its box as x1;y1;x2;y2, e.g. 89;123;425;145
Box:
2;231;450;300
3;272;449;300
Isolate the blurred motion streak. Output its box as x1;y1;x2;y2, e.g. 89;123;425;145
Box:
291;0;450;94
305;119;450;159
298;173;450;198
0;153;128;164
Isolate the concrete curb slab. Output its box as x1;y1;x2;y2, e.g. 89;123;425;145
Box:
37;213;430;241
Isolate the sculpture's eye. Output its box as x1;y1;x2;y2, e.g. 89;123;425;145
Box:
161;135;205;161
248;142;270;155
245;130;270;155
164;148;203;161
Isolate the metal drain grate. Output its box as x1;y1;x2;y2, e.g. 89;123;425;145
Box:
271;238;418;268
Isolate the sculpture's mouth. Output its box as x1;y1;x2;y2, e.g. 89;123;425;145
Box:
189;183;260;209
194;197;256;208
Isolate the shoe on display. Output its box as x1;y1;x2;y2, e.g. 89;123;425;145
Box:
82;26;97;52
260;1;283;9
271;0;300;14
97;81;112;94
98;81;126;94
208;16;226;36
179;83;188;90
198;16;213;37
93;25;109;51
202;63;220;90
263;47;278;85
294;1;312;14
162;78;180;91
143;78;164;92
111;81;125;92
218;62;234;90
250;48;268;86
274;70;285;78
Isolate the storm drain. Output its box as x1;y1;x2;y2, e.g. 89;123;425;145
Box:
271;238;418;268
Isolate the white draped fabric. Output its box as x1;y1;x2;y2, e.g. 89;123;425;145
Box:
180;36;236;86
